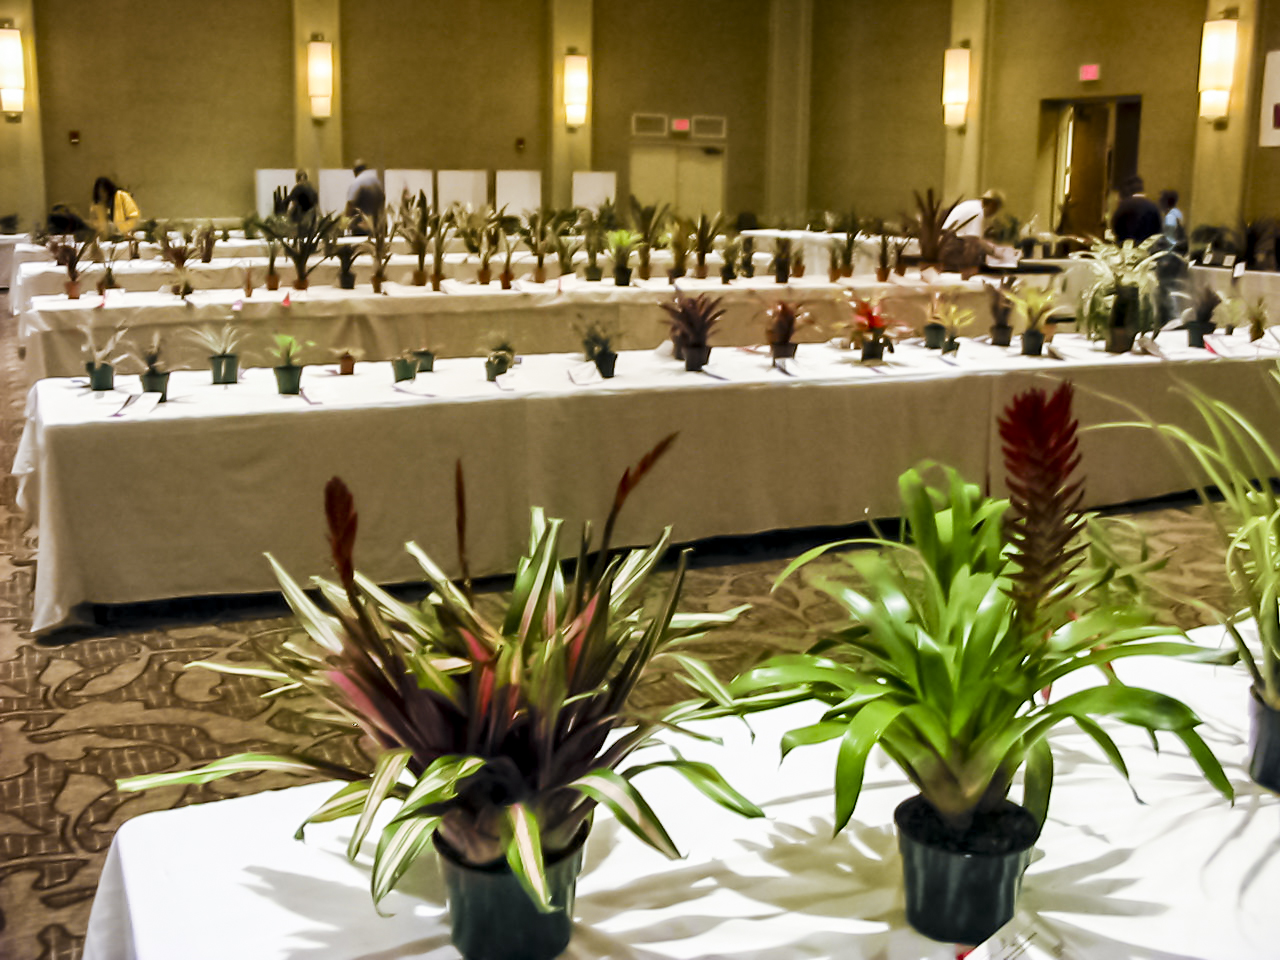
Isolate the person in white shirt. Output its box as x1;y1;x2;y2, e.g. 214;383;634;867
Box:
1159;190;1185;243
943;189;1004;239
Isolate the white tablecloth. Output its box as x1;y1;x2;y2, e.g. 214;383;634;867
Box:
81;624;1279;959
20;273;992;380
0;233;21;288
14;330;1280;635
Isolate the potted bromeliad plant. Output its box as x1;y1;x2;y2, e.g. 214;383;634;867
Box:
157;226;199;299
1072;237;1175;353
360;209;395;294
119;438;759;960
189;322;244;385
763;300;811;363
497;225;522;290
910;189;958;271
399;193;438;288
1185;283;1221;349
847;296;900;361
692;212;723;279
551;230;582;282
81;320;128;390
270;333;311;394
659;292;723;371
666;218;693;281
1007;279;1060;357
392;349;419;383
726;382;1233;944
581;322;618;378
578;205;608;282
486;340;516;381
133;332;170;402
630;195;669;281
262;212;341;291
333;241;362;290
986;277;1016;346
719;235;742;284
607;229;638;286
520;209;554;284
47;231;93;300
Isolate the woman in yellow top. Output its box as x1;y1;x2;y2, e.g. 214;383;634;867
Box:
90;177;140;233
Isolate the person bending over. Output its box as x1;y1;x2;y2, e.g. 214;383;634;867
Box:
90;177;140;234
287;170;319;224
344;161;384;234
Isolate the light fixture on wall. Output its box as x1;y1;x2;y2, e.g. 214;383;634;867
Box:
942;43;970;128
1198;11;1238;122
308;34;333;120
0;21;24;122
564;51;589;129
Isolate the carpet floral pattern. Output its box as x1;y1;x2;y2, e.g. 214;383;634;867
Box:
0;300;1238;960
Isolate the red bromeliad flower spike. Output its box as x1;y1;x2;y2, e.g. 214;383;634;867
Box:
999;381;1088;637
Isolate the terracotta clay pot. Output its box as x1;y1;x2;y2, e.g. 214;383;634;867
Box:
876;267;891;282
266;273;280;291
412;269;428;287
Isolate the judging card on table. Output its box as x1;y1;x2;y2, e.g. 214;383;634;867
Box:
966;912;1068;960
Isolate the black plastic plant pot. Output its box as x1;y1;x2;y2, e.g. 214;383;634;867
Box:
1249;687;1280;791
1019;238;1037;258
942;337;960;354
485;357;511;381
339;271;356;290
990;324;1013;347
1187;320;1214;349
1106;327;1136;354
895;796;1038;945
594;349;617;379
1021;329;1045;356
770;342;798;361
672;338;686;361
274;365;303;395
584;264;603;282
774;259;790;284
392;357;417;382
613;266;632;287
669;266;687;281
139;370;170;402
88;362;115;391
210;354;239;385
413;349;436;372
720;265;736;284
436;829;587;960
684;344;711;371
861;339;885;362
1111;283;1140;331
923;322;947;350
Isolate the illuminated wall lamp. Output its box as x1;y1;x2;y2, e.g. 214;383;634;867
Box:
308;36;333;120
564;52;588;129
1198;14;1237;122
942;45;970;128
0;22;24;122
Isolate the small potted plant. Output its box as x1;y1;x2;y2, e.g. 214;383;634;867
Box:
360;209;394;294
629;195;669;281
242;214;261;240
520;208;554;284
666;219;692;281
413;343;436;372
1008;280;1060;356
91;238;123;295
836;214;858;277
692;212;723;279
848;296;898;361
577;205;608;281
271;334;310;394
497;225;522;289
922;293;947;349
118;439;759;960
49;231;94;299
265;236;283;291
81;320;127;390
607;229;638;286
791;241;806;278
397;192;436;288
873;221;893;282
772;236;792;284
426;201;454;291
241;264;255;297
485;340;515;381
763;300;811;364
986;277;1016;346
195;221;217;263
937;299;974;353
189;322;243;385
1071;237;1172;353
911;188;960;271
659;292;724;372
333;243;361;290
392;350;418;383
1185;283;1220;349
826;236;843;283
1248;296;1269;341
456;206;497;285
727;384;1232;944
263;211;340;291
134;333;170;402
551;229;582;281
719;235;741;284
892;234;911;276
581;322;618;378
336;346;363;376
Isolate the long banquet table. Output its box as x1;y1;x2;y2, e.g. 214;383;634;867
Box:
20;273;993;379
14;329;1280;635
81;624;1278;959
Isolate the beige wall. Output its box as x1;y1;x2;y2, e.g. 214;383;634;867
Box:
982;0;1203;227
34;0;293;220
341;0;547;181
592;0;770;220
808;0;951;219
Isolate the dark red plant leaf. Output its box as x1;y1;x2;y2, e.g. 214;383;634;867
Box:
589;432;679;590
325;476;357;586
455;459;472;603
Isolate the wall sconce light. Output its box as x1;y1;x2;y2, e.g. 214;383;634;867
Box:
564;52;589;129
942;45;970;128
1198;13;1238;121
0;21;25;122
308;35;333;120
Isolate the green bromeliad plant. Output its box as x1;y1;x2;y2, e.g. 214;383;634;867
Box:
118;437;761;912
727;382;1232;838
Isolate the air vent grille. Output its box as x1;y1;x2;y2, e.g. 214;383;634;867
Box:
691;115;727;139
631;113;668;137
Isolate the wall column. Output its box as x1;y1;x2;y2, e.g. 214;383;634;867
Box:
0;0;45;228
943;0;991;201
764;0;811;222
549;0;592;210
1190;0;1259;227
293;0;344;178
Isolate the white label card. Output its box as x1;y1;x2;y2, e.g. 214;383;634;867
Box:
1233;259;1247;279
967;912;1069;960
1223;254;1237;268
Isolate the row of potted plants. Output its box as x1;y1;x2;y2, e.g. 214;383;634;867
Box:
115;376;1258;956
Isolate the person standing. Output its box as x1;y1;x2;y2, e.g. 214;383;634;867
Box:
89;177;140;234
344;161;385;234
1111;176;1162;243
1159;189;1185;243
287;169;319;224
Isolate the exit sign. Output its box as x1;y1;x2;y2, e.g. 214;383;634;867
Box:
1079;64;1100;81
671;118;690;133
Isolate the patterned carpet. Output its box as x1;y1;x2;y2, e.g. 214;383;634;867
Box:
0;291;1238;960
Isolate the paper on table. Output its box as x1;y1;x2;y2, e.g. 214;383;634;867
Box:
967;912;1068;960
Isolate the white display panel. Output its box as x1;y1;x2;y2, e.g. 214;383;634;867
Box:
318;168;356;214
572;171;616;209
495;170;542;213
384;169;433;209
437;170;489;211
1260;51;1280;147
254;169;295;219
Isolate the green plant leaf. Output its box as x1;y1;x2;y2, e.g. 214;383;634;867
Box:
1022;736;1053;827
347;748;412;861
371;814;442;912
833;699;908;833
623;757;764;818
504;802;554;913
390;755;487;825
296;780;374;840
568;768;680;858
117;753;338;792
